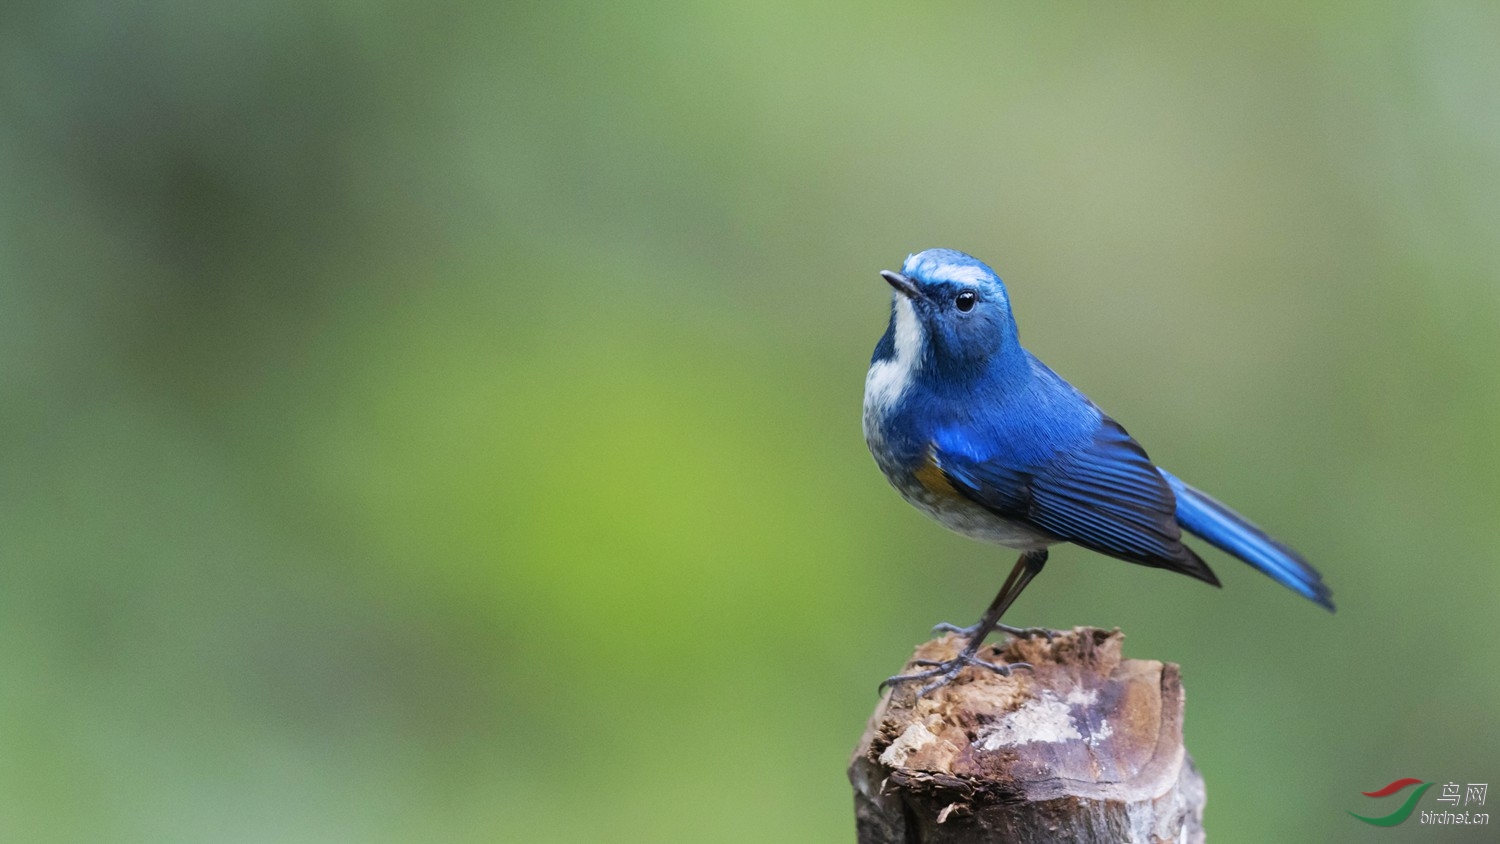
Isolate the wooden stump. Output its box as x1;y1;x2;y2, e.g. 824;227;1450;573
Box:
849;628;1205;843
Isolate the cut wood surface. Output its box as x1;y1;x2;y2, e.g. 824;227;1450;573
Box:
850;628;1205;843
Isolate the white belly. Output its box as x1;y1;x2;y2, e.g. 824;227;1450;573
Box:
905;485;1058;551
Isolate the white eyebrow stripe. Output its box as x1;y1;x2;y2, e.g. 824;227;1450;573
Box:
902;254;995;288
929;264;992;286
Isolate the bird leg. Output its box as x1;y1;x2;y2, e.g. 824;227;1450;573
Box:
883;550;1048;698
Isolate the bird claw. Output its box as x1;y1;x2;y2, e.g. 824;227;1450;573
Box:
930;621;979;637
997;623;1056;642
879;651;1033;697
931;621;1055;643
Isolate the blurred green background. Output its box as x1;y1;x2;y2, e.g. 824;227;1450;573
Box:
3;1;1498;841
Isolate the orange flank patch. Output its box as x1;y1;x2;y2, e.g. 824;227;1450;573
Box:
913;450;957;498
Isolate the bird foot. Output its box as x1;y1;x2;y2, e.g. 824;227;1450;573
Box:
930;621;1055;642
879;650;1033;698
998;623;1056;641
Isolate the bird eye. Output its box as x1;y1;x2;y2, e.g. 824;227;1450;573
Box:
954;291;977;312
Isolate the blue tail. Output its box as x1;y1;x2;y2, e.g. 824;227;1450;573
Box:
1160;469;1334;611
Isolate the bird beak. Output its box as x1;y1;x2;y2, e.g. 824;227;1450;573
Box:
881;270;919;299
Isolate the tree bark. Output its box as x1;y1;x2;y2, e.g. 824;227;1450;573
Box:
849;628;1205;843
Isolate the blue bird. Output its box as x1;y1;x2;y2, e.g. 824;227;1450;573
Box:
864;248;1332;696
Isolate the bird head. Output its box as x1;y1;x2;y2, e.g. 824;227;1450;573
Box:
876;248;1021;380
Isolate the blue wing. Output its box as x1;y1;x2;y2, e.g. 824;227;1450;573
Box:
934;417;1221;585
